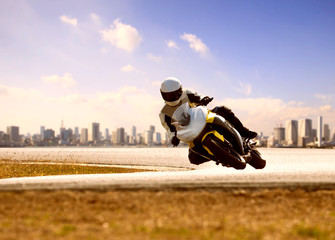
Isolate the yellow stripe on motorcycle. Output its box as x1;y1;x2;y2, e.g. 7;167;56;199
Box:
201;131;225;156
206;111;216;123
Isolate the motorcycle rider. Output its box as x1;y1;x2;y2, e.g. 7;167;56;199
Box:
159;77;258;165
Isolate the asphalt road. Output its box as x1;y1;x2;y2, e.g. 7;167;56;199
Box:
1;147;335;191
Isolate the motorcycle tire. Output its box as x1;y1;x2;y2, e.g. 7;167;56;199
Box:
249;149;266;169
203;134;246;170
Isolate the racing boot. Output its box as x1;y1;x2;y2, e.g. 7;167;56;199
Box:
240;128;258;139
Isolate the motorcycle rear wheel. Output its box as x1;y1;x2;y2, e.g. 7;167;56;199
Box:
203;134;246;170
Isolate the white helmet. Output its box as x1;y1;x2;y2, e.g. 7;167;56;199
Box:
160;77;183;106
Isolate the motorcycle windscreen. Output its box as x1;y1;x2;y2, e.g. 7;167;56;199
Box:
172;103;207;142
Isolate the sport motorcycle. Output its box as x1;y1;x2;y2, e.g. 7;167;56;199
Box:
171;103;266;170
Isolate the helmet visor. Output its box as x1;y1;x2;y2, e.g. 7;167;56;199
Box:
160;87;182;102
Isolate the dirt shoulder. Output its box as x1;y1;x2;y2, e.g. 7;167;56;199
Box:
1;189;334;240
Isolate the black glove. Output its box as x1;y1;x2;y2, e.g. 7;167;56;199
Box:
171;136;180;147
199;96;213;106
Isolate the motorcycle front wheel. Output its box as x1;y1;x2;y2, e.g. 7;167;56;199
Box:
249;149;266;169
203;134;246;170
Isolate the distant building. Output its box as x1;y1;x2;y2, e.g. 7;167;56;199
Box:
153;132;162;145
285;120;298;146
312;129;317;140
60;120;66;139
318;116;323;147
44;129;55;141
298;118;312;147
150;125;155;133
274;127;285;145
88;122;100;142
61;128;73;142
81;128;88;143
131;126;137;144
132;126;136;137
40;126;45;140
323;124;330;142
143;130;154;145
105;128;110;141
74;127;79;140
7;126;20;142
0;131;10;144
137;133;144;145
116;127;125;145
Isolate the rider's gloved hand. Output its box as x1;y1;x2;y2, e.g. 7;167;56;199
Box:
199;96;213;106
171;136;180;147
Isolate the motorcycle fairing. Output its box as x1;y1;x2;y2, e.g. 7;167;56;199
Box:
172;103;208;142
200;130;225;156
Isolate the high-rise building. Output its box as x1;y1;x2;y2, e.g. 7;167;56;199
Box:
312;129;317;140
88;122;100;142
323;124;330;142
285;120;298;146
40;126;45;140
61;128;73;142
60;119;66;139
44;129;55;140
7;126;19;142
298;118;312;146
81;128;88;143
154;132;162;145
150;125;155;133
116;128;125;144
298;119;312;138
143;130;154;145
74;127;79;140
112;131;117;144
132;126;136;137
105;128;110;141
274;127;285;145
130;126;137;145
318;116;323;147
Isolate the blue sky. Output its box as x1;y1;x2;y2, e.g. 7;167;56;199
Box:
0;0;334;136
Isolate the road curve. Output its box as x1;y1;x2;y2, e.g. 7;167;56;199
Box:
1;147;335;191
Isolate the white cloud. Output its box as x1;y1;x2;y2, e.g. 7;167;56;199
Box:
48;94;87;104
314;93;332;102
100;18;142;52
90;13;100;24
42;73;76;88
235;81;252;96
146;53;162;62
0;86;8;95
180;33;209;55
319;105;332;112
0;84;41;99
60;15;78;26
91;86;162;130
167;40;179;49
121;64;135;72
151;81;161;87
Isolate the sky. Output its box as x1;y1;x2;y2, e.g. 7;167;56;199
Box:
1;0;335;136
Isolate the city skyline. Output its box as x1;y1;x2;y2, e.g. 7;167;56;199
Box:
1;114;333;137
1;1;334;135
1;114;334;142
1;122;165;146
